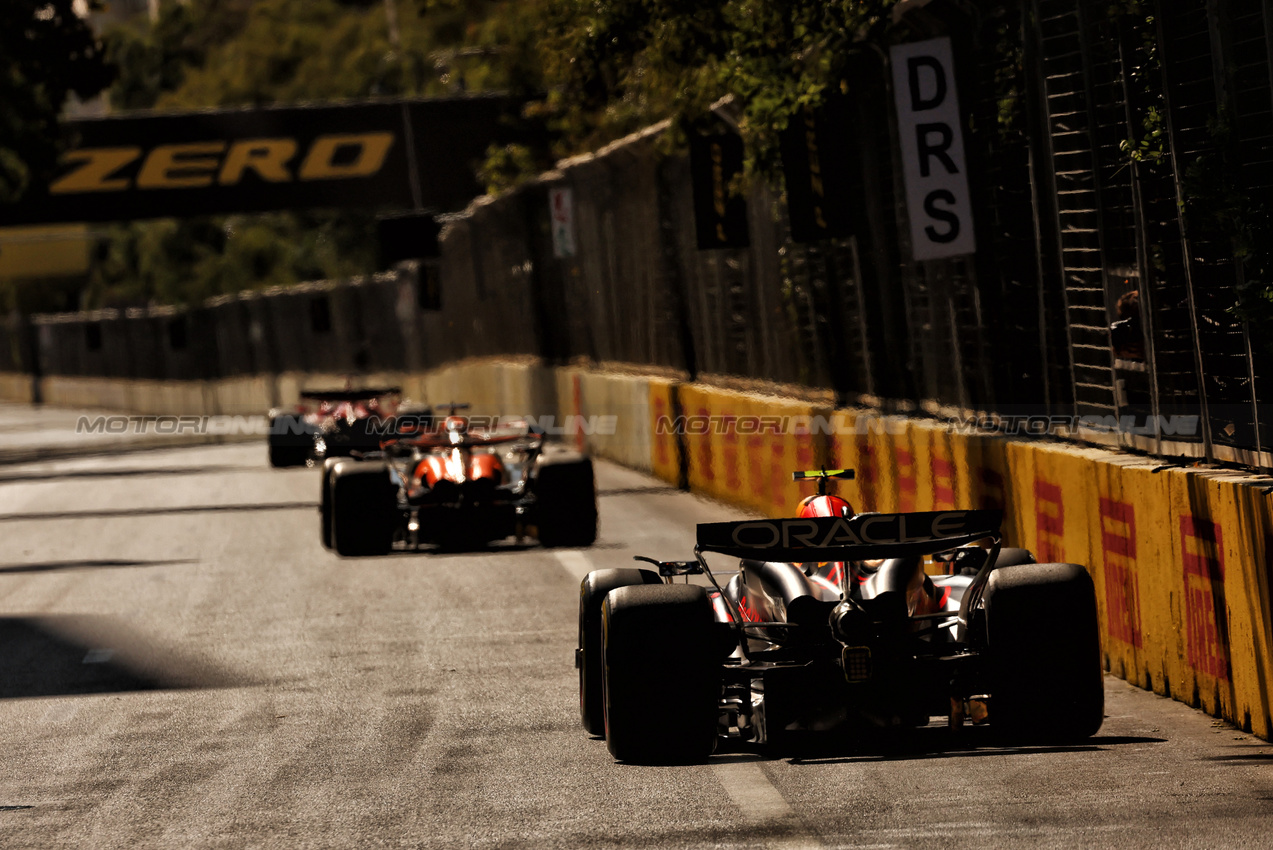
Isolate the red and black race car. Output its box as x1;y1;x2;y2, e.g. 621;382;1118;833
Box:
267;387;419;467
320;406;597;556
576;469;1103;763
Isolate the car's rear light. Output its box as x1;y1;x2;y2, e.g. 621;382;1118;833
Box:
841;646;872;682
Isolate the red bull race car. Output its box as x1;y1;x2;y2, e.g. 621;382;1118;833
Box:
267;387;413;468
320;405;597;556
576;469;1103;763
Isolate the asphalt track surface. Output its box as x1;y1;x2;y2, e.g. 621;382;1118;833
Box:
0;403;1271;848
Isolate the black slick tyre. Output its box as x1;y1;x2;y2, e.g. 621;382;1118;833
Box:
578;568;662;735
983;562;1104;742
330;461;397;557
268;414;311;467
534;453;597;547
320;457;342;550
601;584;720;763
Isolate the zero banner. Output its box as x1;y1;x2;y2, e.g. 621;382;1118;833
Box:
890;38;976;261
0;96;524;225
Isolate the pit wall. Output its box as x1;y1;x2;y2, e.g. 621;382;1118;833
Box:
1;362;1270;739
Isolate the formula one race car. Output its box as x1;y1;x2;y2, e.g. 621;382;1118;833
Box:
320;406;597;556
267;387;418;467
576;469;1103;764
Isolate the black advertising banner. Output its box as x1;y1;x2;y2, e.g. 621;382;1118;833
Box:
688;132;749;249
779;94;856;243
378;212;441;265
407;97;523;216
0;96;524;225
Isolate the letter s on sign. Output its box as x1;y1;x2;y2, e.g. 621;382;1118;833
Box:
299;133;395;180
923;189;960;243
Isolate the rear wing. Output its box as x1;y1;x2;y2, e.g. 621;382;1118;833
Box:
300;387;402;402
696;510;1002;561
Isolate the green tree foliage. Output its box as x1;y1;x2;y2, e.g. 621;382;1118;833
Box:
91;212;378;307
90;0;543;308
105;0;254;111
0;0;113;203
90;0;900;306
534;0;889;172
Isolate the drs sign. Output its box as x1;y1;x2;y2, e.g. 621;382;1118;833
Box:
890;38;975;261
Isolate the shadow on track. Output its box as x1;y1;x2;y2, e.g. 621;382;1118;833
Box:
375;542;621;558
0;465;257;485
0;502;316;523
697;725;1169;766
0;559;197;575
0;615;244;699
597;486;679;498
772;727;1169;765
414;541;540;557
0;438;255;467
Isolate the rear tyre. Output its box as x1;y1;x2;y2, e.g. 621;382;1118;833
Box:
602;584;720;764
319;457;342;550
330;461;398;557
578;568;662;735
268;414;311;468
534;452;597;547
983;563;1104;742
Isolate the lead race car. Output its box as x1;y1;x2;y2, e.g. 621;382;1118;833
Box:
577;469;1103;763
267;386;417;468
321;405;597;556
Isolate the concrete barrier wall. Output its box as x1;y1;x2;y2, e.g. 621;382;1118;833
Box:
3;361;1271;739
554;367;654;472
0;372;34;404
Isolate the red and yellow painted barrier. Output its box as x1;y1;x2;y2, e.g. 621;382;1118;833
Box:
648;377;681;486
671;384;827;516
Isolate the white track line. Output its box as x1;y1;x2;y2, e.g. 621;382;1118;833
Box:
712;762;825;848
554;550;595;582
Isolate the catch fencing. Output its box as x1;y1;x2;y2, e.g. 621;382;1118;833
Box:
3;0;1272;470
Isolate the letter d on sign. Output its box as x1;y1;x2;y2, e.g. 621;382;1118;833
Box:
891;38;976;261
